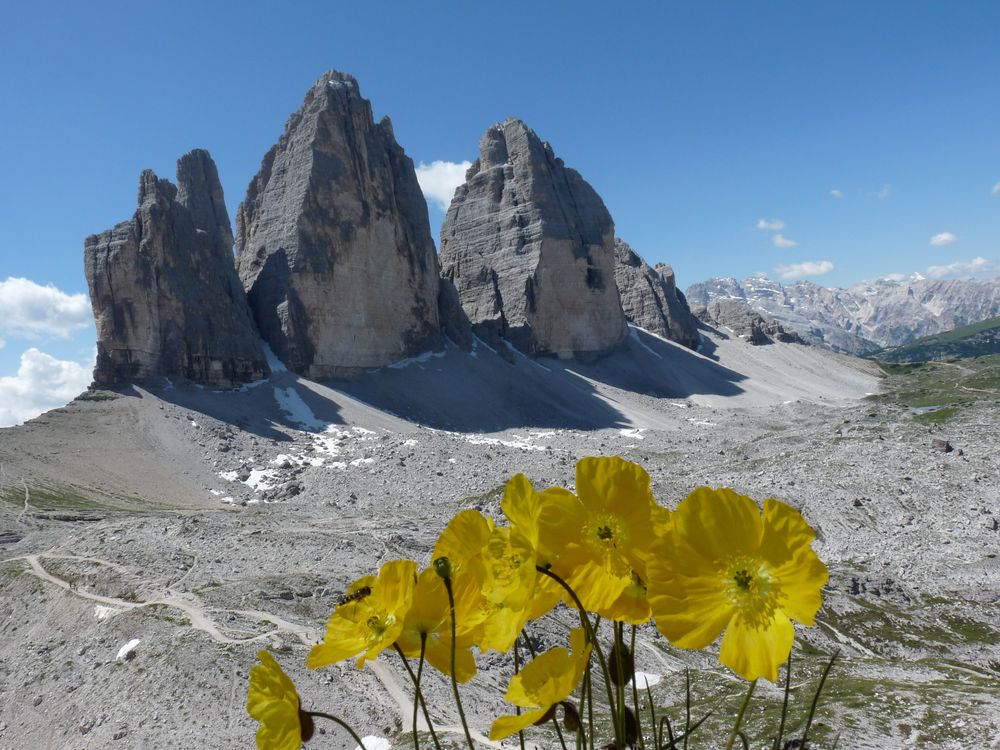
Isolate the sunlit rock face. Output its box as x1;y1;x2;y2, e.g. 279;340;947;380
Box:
236;71;441;378
439;118;627;359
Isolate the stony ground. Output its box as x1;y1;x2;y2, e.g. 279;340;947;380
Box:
0;329;997;749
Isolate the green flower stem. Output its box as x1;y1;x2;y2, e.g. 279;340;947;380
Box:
775;649;793;750
725;679;757;750
308;711;367;749
393;643;442;750
629;625;645;750
441;575;476;750
801;650;839;747
514;637;526;750
613;622;626;745
684;668;691;750
552;710;570;750
536;565;623;750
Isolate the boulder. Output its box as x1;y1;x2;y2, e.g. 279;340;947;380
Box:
613;238;700;349
439;118;627;358
235;71;441;378
84;149;268;387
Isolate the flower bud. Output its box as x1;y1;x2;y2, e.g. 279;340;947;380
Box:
433;556;453;580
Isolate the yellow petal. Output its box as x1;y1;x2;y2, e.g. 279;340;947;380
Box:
247;651;302;750
433;509;492;571
676;487;763;563
718;608;794;683
647;534;732;649
575;456;653;516
423;635;478;683
760;499;829;625
489;708;550;741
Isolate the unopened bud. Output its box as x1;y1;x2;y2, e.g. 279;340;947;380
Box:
433;556;453;580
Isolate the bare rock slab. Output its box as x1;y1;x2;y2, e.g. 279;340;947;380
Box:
613;238;700;349
84;150;269;387
439;118;627;359
235;71;442;378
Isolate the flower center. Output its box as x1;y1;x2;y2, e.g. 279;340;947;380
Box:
722;556;779;626
366;612;397;642
597;525;613;541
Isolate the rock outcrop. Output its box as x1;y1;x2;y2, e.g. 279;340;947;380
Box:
613;238;699;349
439;118;627;358
693;298;804;345
235;71;441;378
84;150;269;387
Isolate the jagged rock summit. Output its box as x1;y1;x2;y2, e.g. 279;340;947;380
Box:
235;71;442;378
84;149;269;387
613;238;700;349
693;297;804;345
439;118;627;358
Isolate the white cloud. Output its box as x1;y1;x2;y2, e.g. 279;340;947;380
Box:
756;218;785;231
992;182;1000;197
877;184;892;199
830;189;843;198
772;233;797;249
929;231;957;247
774;260;835;280
0;277;92;339
0;339;5;350
925;256;999;280
415;160;473;212
0;348;94;427
880;273;906;282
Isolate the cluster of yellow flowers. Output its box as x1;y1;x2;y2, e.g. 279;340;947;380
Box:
247;456;828;749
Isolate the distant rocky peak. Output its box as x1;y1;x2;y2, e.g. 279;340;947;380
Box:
175;148;233;249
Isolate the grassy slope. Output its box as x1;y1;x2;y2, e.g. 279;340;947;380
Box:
875;316;1000;363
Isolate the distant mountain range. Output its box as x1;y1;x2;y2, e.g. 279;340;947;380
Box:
685;274;1000;355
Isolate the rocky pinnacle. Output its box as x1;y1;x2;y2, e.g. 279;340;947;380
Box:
439;118;628;359
235;71;442;377
613;238;700;349
84;149;269;387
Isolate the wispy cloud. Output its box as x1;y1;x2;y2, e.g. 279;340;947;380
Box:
774;260;834;280
756;218;785;231
925;256;999;280
0;277;92;339
0;347;94;427
877;184;892;199
929;231;957;247
772;233;797;249
992;182;1000;197
829;189;843;199
415;160;473;212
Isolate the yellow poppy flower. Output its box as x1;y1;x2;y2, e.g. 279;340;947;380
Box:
433;506;540;653
307;559;417;669
647;487;828;682
247;650;312;750
489;628;592;741
542;457;658;617
501;473;574;620
395;567;478;682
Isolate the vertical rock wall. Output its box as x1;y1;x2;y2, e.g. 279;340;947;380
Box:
235;71;441;378
84;150;268;387
439;118;627;358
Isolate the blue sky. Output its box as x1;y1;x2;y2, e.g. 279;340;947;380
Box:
2;1;1000;423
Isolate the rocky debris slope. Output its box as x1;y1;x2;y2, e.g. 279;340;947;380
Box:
693;298;804;345
235;71;441;378
84;150;268;387
686;274;1000;354
613;238;699;348
439;118;627;358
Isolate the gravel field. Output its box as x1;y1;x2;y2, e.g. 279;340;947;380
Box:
1;327;997;749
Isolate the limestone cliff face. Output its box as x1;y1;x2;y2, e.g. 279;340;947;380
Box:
693;298;804;346
439;118;627;358
613;238;700;349
235;71;441;377
84;150;268;387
